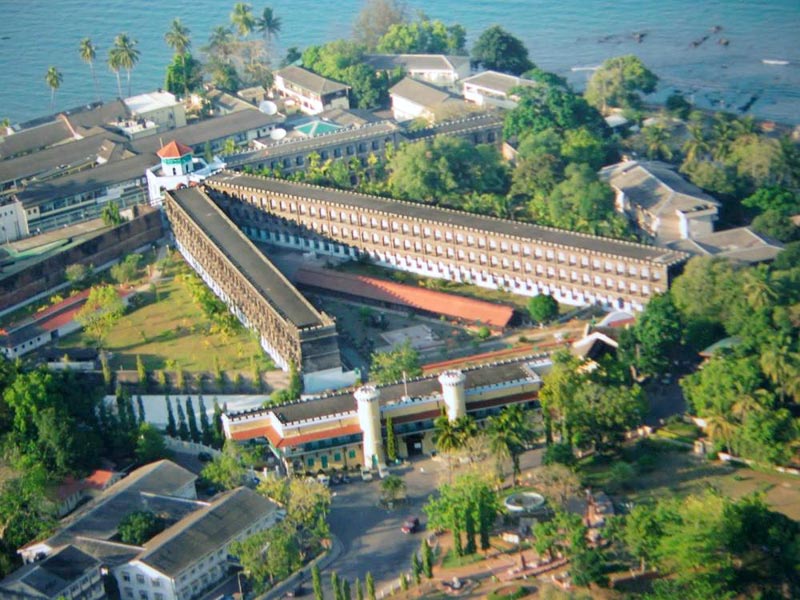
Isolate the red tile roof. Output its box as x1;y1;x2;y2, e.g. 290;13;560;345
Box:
231;422;363;448
84;469;117;490
157;140;193;159
294;268;514;328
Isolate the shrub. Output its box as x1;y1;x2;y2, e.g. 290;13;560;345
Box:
487;586;526;600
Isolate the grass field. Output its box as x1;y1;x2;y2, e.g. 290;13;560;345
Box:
578;441;800;520
59;271;272;374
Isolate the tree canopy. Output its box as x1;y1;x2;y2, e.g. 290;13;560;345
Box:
377;17;466;55
585;54;658;112
369;340;422;384
471;25;533;75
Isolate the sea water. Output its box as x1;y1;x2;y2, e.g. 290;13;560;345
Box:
0;0;798;124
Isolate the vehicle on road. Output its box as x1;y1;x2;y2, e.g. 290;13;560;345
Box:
360;468;373;481
287;583;305;597
198;451;213;462
401;516;420;534
378;465;389;479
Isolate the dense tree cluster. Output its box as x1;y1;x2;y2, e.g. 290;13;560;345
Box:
369;340;422;384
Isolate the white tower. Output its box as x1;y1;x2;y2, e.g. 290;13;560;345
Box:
355;385;383;469
438;370;467;422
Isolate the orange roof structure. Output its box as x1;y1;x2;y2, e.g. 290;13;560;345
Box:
230;422;363;448
294;268;514;329
157;140;193;159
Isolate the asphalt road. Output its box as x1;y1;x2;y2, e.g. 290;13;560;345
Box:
323;449;546;594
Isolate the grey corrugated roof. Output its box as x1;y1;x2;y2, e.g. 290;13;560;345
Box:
273;359;535;423
0;545;100;598
276;65;350;96
365;54;469;73
600;160;721;216
460;70;538;95
205;172;688;264
169;186;327;329
15;153;156;208
0;130;127;185
64;100;130;132
132;110;284;154
389;77;456;108
0;120;74;160
139;488;280;577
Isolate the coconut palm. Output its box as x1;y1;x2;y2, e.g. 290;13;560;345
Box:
164;18;192;96
741;266;778;311
257;6;282;59
705;408;737;455
79;38;99;100
486;404;534;484
205;26;236;63
231;2;256;38
760;340;800;404
45;66;63;111
643;122;673;161
681;123;710;166
109;33;140;97
731;387;770;421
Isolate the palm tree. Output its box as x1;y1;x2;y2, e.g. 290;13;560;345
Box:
681;123;710;166
705;408;737;455
433;413;476;480
205;26;236;63
164;18;192;96
231;2;256;38
760;340;800;404
486;404;534;484
731;387;770;421
741;266;778;311
257;6;281;60
643;123;673;161
109;33;140;97
79;38;99;100
45;67;63;111
108;48;123;98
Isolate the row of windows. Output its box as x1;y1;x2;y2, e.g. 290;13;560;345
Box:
254;196;661;280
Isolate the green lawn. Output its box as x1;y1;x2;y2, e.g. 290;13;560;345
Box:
59;275;271;374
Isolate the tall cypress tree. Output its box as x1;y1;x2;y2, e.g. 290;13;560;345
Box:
137;395;146;424
366;573;375;600
421;539;433;578
341;579;351;600
165;396;177;437
331;573;341;600
354;578;363;600
412;553;422;585
385;415;396;462
212;398;224;447
199;396;213;446
186;397;200;443
176;402;190;441
312;563;323;600
464;503;477;555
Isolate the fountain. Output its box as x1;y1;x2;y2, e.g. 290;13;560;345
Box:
504;491;546;514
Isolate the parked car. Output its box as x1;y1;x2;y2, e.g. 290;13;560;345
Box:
341;473;351;484
378;465;389;479
401;516;420;534
316;473;330;487
197;451;213;462
287;583;305;597
360;468;373;481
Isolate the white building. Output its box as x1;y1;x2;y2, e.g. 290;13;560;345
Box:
461;70;538;109
0;545;105;600
116;488;282;600
600;160;721;245
388;77;467;123
364;54;471;89
273;66;351;115
9;460;283;600
123;91;187;135
0;196;28;242
145;140;225;205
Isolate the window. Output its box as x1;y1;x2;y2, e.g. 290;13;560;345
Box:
123;574;131;583
155;595;164;600
124;589;133;598
307;457;315;468
152;579;161;588
136;575;145;585
139;593;148;600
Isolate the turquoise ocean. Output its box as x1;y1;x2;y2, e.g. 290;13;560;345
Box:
0;0;798;124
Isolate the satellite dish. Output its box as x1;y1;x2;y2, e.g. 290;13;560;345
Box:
270;128;287;141
259;100;278;115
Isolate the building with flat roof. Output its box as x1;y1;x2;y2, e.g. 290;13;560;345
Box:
273;66;351;115
164;186;342;378
123;91;186;133
389;77;468;123
205;171;687;312
667;226;784;264
223;356;549;472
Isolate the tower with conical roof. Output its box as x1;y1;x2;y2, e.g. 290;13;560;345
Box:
157;140;194;176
